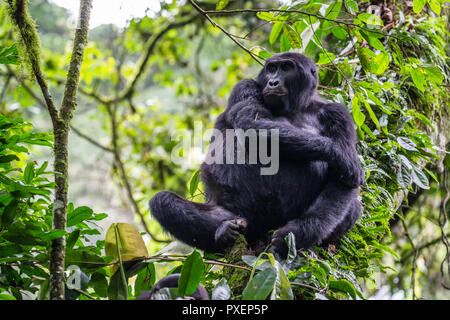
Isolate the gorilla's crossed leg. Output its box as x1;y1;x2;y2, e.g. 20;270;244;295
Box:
150;191;245;252
150;180;360;255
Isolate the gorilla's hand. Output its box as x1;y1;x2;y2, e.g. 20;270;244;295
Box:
269;228;289;258
334;150;365;188
214;218;247;249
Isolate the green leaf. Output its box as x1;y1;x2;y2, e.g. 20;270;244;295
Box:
285;232;297;265
413;0;427;13
361;31;385;51
1;200;19;227
35;161;49;176
0;44;19;65
105;223;149;275
344;0;358;15
361;96;380;129
397;137;418;151
423;65;444;84
427;0;441;14
410;163;429;189
328;278;357;299
135;263;156;298
258;50;272;59
280;33;291;52
188;170;200;197
331;26;347;40
107;270;128;300
0;155;19;163
66;206;93;227
23;161;35;184
283;24;302;49
178;250;204;297
257;12;275;21
90;273;108;297
397;155;413;188
271;262;293;300
357;13;384;26
325;1;342;20
410;68;425;92
65;250;107;269
215;0;229;10
351;95;365;128
373;52;389;74
270;22;283;45
66;230;80;250
242;267;277;300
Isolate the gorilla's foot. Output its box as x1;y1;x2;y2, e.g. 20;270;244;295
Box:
214;218;247;249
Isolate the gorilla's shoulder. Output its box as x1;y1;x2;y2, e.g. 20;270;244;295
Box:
228;78;262;107
316;99;353;122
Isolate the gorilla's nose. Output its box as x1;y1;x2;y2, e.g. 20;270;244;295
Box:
268;79;279;87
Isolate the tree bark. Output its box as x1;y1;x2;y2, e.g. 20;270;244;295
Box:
49;0;93;300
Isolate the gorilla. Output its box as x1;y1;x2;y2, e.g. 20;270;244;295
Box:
136;274;209;300
150;52;364;256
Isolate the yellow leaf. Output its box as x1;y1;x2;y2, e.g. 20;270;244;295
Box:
105;223;148;275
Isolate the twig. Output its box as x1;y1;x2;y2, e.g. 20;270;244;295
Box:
70;125;113;153
438;167;450;289
142;255;252;272
202;7;398;40
106;52;169;243
290;282;322;292
401;214;418;300
188;0;264;66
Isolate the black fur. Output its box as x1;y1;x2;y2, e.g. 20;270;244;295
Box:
150;52;364;256
136;274;209;300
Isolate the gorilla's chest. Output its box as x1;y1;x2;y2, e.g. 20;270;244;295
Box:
276;112;321;135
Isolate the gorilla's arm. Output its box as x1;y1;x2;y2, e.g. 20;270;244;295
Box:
225;79;364;187
225;79;335;162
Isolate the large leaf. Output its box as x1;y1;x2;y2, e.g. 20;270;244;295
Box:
178;250;204;297
66;206;93;227
107;270;128;300
269;22;283;45
283;24;302;49
413;0;427;13
328;278;357;299
135;263;156;298
105;223;149;275
271;262;294;300
242;267;277;300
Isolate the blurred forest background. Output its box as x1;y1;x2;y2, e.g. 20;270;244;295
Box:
0;0;448;300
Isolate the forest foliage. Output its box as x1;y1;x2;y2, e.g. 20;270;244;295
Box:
0;0;448;300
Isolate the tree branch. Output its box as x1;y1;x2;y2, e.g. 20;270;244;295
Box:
188;0;264;65
201;7;397;39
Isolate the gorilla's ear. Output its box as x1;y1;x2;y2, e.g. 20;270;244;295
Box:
310;67;317;75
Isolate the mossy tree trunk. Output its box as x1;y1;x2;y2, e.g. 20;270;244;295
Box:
5;0;93;299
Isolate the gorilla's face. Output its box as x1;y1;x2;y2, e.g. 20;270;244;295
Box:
257;52;318;114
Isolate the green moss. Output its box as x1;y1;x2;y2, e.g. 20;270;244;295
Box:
4;0;43;81
223;235;251;297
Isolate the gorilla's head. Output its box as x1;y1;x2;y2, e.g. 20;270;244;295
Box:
256;52;318;114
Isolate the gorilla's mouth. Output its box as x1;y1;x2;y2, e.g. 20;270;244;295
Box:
262;87;288;96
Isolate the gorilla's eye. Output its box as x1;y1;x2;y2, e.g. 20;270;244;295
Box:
280;62;290;72
266;63;277;73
